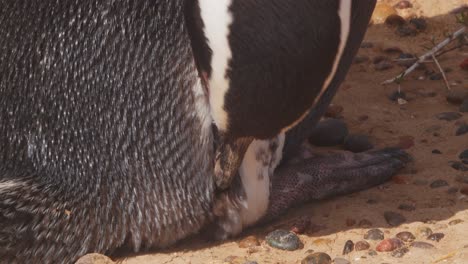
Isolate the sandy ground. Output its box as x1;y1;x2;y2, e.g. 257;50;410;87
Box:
112;1;468;263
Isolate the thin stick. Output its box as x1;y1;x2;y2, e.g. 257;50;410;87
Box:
382;26;466;85
431;54;451;90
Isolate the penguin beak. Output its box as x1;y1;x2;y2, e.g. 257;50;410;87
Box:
214;135;253;190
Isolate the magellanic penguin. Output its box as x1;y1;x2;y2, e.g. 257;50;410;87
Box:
0;0;409;263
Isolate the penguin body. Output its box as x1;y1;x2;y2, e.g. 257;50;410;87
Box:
0;0;379;263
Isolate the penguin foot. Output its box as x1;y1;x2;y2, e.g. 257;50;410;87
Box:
262;148;411;222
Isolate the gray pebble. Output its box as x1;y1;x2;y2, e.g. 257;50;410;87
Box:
460;150;468;160
355;241;370;251
451;161;468;171
409;18;427;30
411;241;435;249
342;240;354;255
435;112;462;121
309;119;348;147
384;211;406;227
265;229;301;251
364;229;384;240
343;134;374;153
417;227;433;237
374;60;393;71
368;250;378;256
430;179;449;188
427;233;445;242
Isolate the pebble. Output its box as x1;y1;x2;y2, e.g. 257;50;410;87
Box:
309;119;348;147
76;254;115;264
430;179;449;189
432;149;442;154
417;227;433;237
364;229;384;240
449;219;464;226
451;161;468;171
238;236;260;248
429;72;443;81
396;231;416;242
342;240;354;255
435;112;462;121
410;18;428;31
353;55;370;64
446;88;468;104
460;99;468;112
398;203;416;211
460;150;468;160
290;217;311;234
391;247;409;258
384;211;406;226
374;60;393;71
368;250;378;256
394;1;413;9
388;90;407;101
376;238;403;252
371;3;398;24
411;241;435;249
333;258;350;264
343;134;374;153
396;25;418;37
265;230;301;251
301;253;332;264
385;14;406;26
398;135;414;149
325;105;344;119
427;233;445;242
359;219;373;228
447;187;459;194
456;124;468;136
355;241;371;251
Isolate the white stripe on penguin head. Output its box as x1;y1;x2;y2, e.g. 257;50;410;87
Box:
198;0;233;132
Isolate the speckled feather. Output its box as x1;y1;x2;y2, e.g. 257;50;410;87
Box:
0;1;214;263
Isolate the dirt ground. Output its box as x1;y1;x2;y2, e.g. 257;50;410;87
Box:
117;1;468;263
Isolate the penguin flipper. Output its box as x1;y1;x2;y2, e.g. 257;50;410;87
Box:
262;148;411;222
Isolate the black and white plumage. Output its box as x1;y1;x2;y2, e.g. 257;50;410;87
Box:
0;0;410;263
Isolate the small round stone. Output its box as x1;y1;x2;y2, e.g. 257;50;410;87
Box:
417;227;433;237
376;238;403;252
343;134;374;153
447;187;459;194
265;229;301;251
333;258;350;264
446;88;468;104
430;179;449;189
385;14;406;26
364;229;384;240
368;250;378;256
436;112;462;121
384;211;406;227
309;119;348;147
388;90;407;101
411;241;435;249
342;240;354;255
396;231;416;242
375;60;393;71
396;25;417;37
398;203;416;211
449;219;464;226
238;236;260;248
301;253;332;264
432;149;442;154
451;161;468;171
391;247;409;258
456;124;468;136
427;233;445;242
355;241;370;251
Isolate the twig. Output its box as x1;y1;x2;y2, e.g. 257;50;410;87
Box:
431;54;451;90
382;26;466;85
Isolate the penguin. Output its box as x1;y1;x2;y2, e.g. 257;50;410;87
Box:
0;0;410;263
